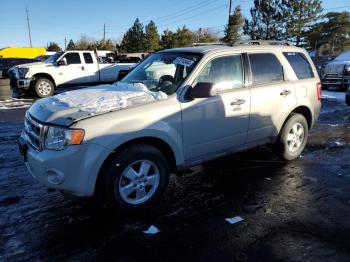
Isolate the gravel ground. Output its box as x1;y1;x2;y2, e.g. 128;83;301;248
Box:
1;95;350;262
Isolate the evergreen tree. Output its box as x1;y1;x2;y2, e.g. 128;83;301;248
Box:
66;39;76;50
161;29;175;49
173;26;193;47
284;0;323;46
145;20;160;52
46;42;61;52
306;11;350;55
222;6;244;45
243;0;285;40
120;18;146;52
193;28;219;43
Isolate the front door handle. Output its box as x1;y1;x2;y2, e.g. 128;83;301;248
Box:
280;90;291;96
81;66;85;70
231;99;246;106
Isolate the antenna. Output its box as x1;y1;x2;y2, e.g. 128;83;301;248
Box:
26;5;32;47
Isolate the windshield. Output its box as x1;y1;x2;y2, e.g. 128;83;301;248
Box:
335;50;350;61
45;51;64;63
121;52;202;95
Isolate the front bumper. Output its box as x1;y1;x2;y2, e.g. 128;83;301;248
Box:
19;132;113;197
10;78;31;89
321;76;350;88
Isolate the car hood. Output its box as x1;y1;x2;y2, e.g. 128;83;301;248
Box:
322;60;350;76
28;83;168;127
15;62;54;69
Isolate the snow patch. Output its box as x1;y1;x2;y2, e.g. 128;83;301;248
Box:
53;82;168;114
225;216;244;225
0;98;33;110
321;91;346;102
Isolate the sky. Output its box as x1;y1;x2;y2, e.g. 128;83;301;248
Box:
0;0;349;49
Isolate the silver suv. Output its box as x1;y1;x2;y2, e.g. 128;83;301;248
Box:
19;44;321;211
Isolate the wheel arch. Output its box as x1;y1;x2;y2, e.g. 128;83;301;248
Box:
32;73;56;88
94;136;177;196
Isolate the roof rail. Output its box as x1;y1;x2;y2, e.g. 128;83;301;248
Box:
192;42;226;47
234;40;292;46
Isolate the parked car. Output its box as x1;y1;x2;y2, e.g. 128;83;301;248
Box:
9;50;136;97
321;50;350;90
0;57;39;78
0;47;46;59
18;44;321;212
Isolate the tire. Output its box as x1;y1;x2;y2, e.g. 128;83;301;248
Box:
0;78;10;86
276;113;309;160
102;143;170;213
34;78;54;98
346;93;350;106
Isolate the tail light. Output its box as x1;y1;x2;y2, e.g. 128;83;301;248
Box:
316;82;322;101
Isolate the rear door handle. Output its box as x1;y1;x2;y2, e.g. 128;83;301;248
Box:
280;90;291;96
231;99;246;106
81;66;85;70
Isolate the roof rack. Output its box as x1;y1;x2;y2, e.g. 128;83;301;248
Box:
234;40;292;46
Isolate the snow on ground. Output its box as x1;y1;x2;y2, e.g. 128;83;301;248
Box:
321;91;346;102
53;82;168;114
0;98;34;110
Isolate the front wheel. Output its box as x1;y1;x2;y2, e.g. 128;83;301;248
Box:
103;144;170;212
276;113;309;160
34;78;54;98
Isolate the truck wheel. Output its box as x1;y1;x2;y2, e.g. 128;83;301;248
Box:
103;144;169;212
34;78;54;98
276;113;308;161
346;92;350;106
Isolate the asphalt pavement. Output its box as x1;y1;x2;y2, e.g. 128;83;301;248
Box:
1;95;350;262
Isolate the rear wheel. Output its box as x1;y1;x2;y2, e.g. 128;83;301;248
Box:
276;113;308;160
102;144;170;212
34;78;54;98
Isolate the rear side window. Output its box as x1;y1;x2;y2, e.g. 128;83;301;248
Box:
63;53;81;65
249;53;283;85
195;55;243;90
83;53;93;64
283;52;314;79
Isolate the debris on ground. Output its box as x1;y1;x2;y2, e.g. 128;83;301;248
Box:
225;216;244;225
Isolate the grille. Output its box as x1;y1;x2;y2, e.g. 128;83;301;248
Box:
24;112;46;151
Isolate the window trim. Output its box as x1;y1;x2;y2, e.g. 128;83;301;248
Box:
247;52;285;87
191;53;246;94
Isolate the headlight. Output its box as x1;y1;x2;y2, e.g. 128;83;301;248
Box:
18;68;29;78
45;126;85;150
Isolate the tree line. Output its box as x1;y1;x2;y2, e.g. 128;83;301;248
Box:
47;0;350;56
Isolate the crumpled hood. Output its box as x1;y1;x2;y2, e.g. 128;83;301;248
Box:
28;83;168;126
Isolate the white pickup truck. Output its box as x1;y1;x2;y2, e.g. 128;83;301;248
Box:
9;51;136;97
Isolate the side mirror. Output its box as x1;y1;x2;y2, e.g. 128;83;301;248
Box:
187;82;216;99
57;58;67;66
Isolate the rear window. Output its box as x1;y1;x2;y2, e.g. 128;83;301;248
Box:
249;53;284;85
83;53;93;64
283;52;314;79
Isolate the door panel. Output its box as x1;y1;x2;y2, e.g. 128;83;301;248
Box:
56;52;86;85
182;89;251;160
82;52;99;83
248;82;296;142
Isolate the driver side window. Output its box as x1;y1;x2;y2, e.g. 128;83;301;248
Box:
195;55;243;91
62;53;81;65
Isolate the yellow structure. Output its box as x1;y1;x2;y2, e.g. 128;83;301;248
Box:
0;47;46;58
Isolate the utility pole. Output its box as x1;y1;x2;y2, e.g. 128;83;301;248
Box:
229;0;232;16
103;23;106;42
64;37;67;50
26;5;32;47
